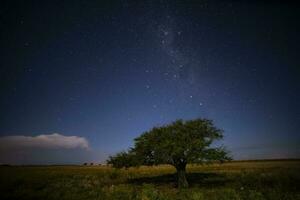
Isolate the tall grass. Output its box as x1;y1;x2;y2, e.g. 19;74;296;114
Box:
0;160;299;200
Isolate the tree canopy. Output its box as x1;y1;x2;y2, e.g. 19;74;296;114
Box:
107;118;231;188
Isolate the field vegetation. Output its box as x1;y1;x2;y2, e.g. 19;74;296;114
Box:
0;160;299;200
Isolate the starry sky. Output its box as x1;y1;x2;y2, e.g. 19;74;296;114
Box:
0;0;299;164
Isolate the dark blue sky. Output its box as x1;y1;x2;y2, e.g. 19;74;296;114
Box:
0;0;299;164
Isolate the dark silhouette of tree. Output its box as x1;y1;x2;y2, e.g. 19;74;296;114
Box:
107;118;231;188
107;151;139;169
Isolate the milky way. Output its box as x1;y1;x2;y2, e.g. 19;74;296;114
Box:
0;1;299;164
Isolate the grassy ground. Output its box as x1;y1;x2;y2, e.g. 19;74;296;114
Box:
0;160;299;200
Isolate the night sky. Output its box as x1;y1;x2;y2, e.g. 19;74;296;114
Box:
1;0;299;164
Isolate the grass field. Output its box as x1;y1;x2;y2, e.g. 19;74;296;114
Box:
0;160;299;200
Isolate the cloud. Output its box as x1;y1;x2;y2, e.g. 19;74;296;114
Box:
0;134;112;165
0;133;89;150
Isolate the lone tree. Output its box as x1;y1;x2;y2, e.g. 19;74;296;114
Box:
107;118;231;188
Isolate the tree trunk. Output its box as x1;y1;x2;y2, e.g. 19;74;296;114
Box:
176;165;188;188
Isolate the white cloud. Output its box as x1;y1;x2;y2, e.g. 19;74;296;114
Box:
0;133;89;150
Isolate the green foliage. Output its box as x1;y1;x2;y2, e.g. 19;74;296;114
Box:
108;119;231;168
107;151;139;169
107;118;231;187
133;119;230;166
